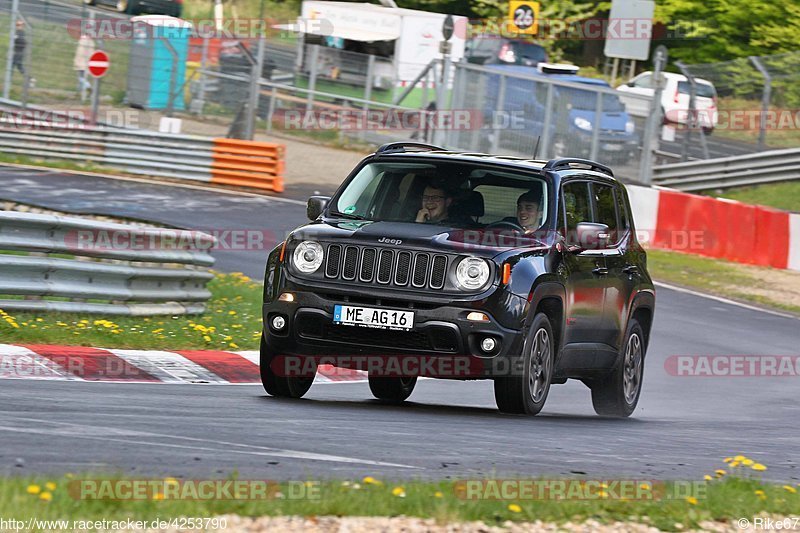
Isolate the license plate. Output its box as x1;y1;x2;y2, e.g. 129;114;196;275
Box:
333;305;414;331
603;143;623;151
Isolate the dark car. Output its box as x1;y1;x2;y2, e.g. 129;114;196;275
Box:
465;36;548;67
260;143;655;417
84;0;182;17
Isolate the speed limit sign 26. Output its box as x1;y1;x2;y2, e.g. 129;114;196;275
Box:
508;1;540;35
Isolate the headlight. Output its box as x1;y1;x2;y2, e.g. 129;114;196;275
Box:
292;241;324;273
455;257;490;290
625;120;635;134
574;117;592;131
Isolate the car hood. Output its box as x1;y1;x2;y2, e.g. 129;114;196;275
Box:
291;219;549;259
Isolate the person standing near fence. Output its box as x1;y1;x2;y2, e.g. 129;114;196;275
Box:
12;20;27;76
74;33;95;102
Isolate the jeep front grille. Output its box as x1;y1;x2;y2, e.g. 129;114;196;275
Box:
325;244;449;291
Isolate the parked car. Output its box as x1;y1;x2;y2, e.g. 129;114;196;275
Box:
84;0;182;17
260;142;655;417
466;36;548;67
481;65;640;164
616;71;718;131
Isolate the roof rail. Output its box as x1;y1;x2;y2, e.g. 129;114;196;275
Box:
375;142;446;155
543;158;614;177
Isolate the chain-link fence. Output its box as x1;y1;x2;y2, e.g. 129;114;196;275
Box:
664;50;800;161
444;62;654;182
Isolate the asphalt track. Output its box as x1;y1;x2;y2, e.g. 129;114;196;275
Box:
0;166;798;483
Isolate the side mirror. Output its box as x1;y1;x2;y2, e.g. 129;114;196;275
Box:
307;196;330;221
570;222;610;252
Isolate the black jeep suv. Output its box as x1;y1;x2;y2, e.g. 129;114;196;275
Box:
261;143;655;417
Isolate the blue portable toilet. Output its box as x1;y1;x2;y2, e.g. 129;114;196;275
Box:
127;15;192;111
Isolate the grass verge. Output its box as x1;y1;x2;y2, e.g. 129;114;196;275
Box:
702;181;800;213
0;272;263;350
646;249;800;315
1;463;798;532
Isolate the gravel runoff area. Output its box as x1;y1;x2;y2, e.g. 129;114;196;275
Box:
136;514;783;532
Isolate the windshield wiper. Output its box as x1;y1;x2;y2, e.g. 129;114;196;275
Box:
329;211;368;221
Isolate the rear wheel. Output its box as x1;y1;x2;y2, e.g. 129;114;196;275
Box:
494;313;554;415
260;336;316;398
368;376;417;403
590;319;645;417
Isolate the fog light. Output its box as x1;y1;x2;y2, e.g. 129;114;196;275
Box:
480;337;496;352
278;292;295;302
271;315;287;331
467;312;489;322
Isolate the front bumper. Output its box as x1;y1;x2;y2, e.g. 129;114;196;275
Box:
263;290;527;368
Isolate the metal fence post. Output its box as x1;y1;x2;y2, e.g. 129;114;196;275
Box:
491;74;506;154
589;91;603;161
195;37;210;115
639;45;667;185
676;61;709;161
3;0;20;100
749;55;772;151
361;54;375;142
245;36;266;140
539;83;555;158
306;45;319;113
266;86;277;132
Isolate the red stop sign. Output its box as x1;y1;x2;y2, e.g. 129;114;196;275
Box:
88;50;110;78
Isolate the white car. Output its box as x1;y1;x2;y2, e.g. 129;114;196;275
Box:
616;71;718;131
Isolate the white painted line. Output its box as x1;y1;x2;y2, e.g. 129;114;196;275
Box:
654;281;798;319
0;416;417;469
788;213;800;272
0;163;306;205
0;344;82;380
110;349;229;383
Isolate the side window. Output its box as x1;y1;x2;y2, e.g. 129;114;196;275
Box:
593;183;618;232
561;181;592;243
632;73;652;89
616;186;631;232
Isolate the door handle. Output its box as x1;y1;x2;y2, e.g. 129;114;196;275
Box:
622;265;639;275
592;267;609;276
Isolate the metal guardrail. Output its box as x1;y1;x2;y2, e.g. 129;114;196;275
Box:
0;211;216;315
652;148;800;191
0;111;285;191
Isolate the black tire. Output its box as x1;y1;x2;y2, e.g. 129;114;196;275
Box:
494;313;554;415
83;0;96;6
259;336;316;398
368;376;417;403
590;319;645;417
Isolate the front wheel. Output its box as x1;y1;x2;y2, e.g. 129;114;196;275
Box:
260;337;316;398
368;376;417;403
590;319;645;417
494;313;554;415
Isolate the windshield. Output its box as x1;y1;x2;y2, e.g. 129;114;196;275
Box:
331;161;549;231
678;81;717;99
560;86;627;112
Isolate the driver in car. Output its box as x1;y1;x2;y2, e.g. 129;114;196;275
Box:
415;183;454;223
500;190;542;233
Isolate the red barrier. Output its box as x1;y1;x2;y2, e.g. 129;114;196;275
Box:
653;190;789;269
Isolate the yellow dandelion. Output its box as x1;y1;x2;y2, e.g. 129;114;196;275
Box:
755;490;766;500
203;335;211;342
26;484;41;495
715;469;726;477
392;487;406;498
45;482;56;491
730;461;741;468
703;475;713;481
685;496;698;505
434;491;443;498
733;455;746;462
508;503;522;513
752;463;767;471
639;483;651;490
783;485;797;494
742;459;754;466
362;476;382;485
153;492;165;501
723;457;733;463
39;492;52;502
228;310;237;315
229;343;239;349
164;477;179;486
598;490;608;498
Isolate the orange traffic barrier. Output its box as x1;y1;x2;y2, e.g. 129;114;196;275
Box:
211;138;285;192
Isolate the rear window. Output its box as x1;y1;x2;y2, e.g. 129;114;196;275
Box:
678;81;716;98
